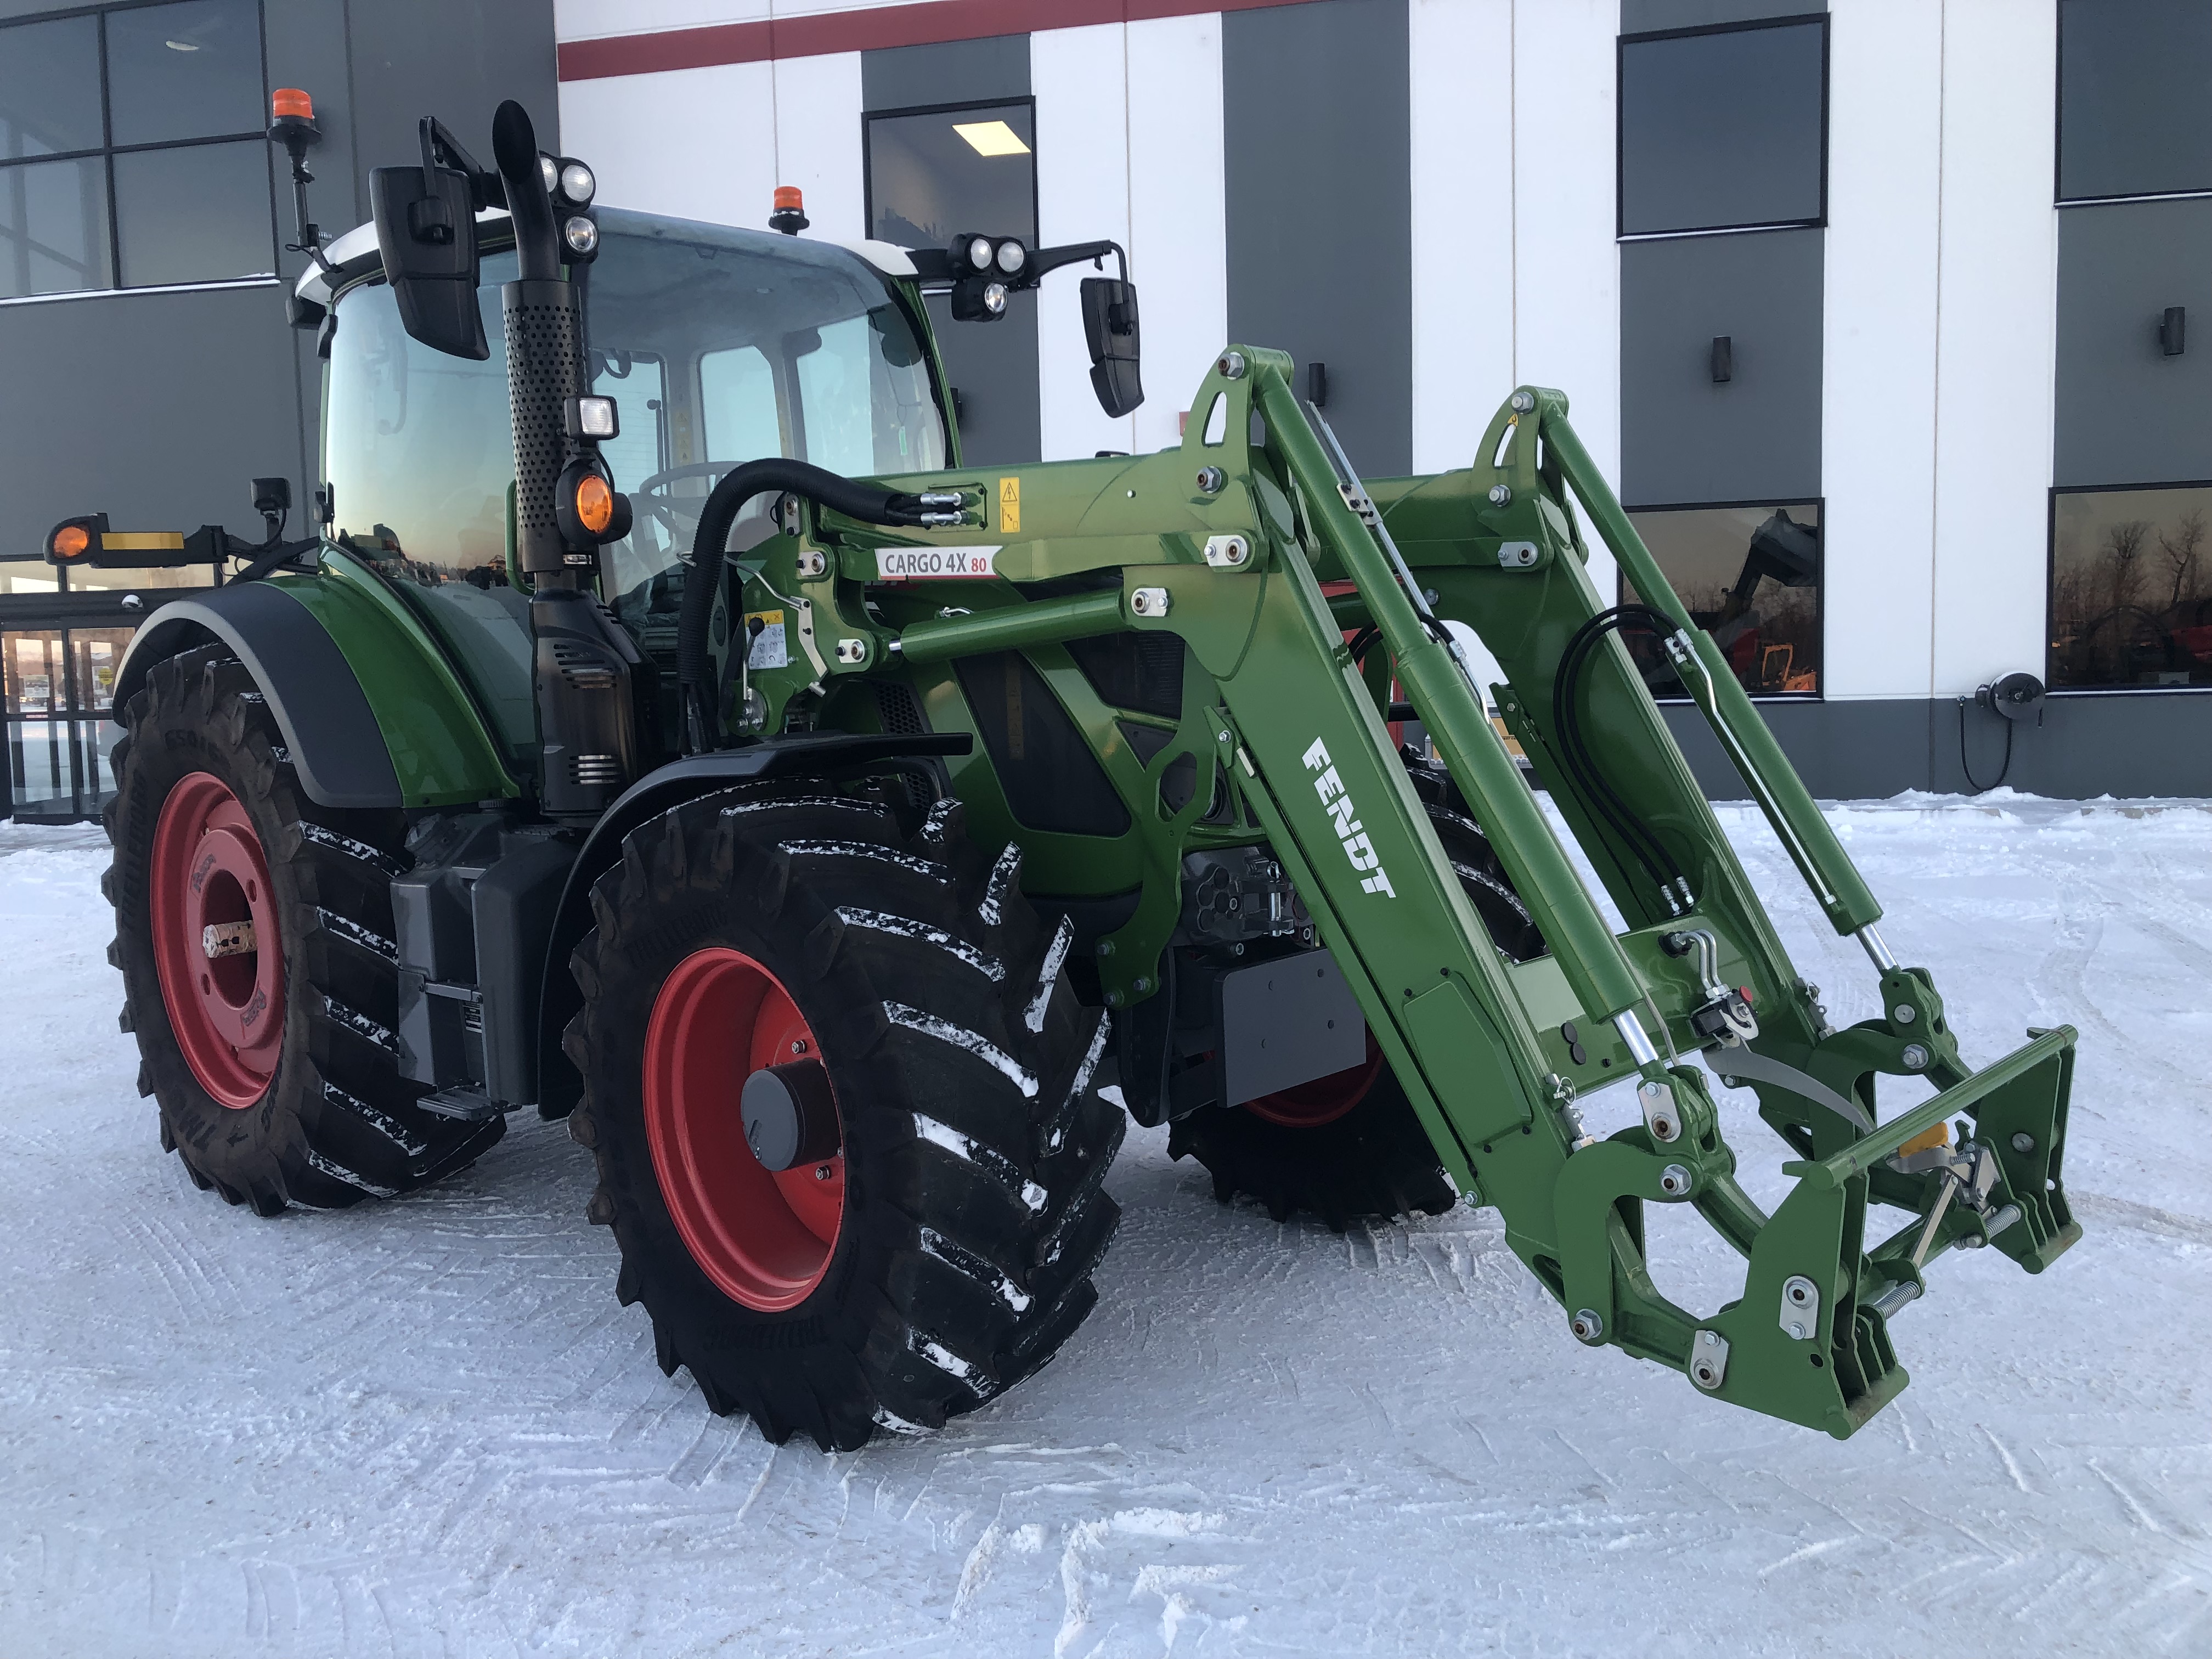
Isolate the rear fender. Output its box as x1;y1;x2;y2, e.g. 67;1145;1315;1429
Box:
112;552;516;810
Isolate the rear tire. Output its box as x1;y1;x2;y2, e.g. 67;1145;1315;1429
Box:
105;646;505;1211
564;788;1123;1451
1170;757;1543;1229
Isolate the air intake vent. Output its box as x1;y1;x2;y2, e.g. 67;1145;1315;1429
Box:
553;641;617;690
573;754;623;786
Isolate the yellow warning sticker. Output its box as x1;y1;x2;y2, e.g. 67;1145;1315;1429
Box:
998;476;1020;533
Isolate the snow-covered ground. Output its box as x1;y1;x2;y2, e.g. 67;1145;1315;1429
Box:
2;796;2207;1658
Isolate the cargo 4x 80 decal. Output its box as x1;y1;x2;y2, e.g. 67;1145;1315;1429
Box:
1301;739;1396;898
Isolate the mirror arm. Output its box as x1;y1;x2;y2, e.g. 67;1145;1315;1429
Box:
1019;239;1126;287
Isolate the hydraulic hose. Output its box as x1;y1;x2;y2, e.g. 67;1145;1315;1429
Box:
676;459;936;749
1550;604;1692;911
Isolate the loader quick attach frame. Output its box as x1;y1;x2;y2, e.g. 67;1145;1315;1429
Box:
743;346;2081;1438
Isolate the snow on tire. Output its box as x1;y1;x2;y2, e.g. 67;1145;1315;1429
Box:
562;787;1123;1452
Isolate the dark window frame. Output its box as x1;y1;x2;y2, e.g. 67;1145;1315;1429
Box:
2045;477;2212;695
0;0;273;300
861;94;1041;253
1618;493;1827;702
2055;0;2212;208
1616;12;1831;242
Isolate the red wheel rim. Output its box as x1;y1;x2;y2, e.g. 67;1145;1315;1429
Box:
149;771;285;1109
644;947;844;1312
1240;1033;1384;1129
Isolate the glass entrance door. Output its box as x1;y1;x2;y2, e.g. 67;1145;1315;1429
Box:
4;623;137;823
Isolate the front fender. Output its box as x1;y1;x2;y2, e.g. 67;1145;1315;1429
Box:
114;551;516;811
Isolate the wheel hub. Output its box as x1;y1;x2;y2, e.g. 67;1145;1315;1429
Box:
643;948;844;1311
149;772;284;1109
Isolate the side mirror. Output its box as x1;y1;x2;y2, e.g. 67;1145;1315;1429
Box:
1081;277;1143;417
369;119;493;360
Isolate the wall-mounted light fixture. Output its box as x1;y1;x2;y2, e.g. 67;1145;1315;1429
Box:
2160;306;2186;357
1307;360;1329;408
1710;335;1733;383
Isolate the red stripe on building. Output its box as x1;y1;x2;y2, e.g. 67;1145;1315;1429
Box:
558;0;1321;81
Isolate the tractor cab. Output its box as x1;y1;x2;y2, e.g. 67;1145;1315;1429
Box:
301;207;953;769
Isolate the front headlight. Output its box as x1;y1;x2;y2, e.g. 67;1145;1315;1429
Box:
564;216;599;255
967;235;994;271
995;239;1026;275
559;161;596;204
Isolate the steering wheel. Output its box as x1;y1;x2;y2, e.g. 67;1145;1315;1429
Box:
624;460;740;557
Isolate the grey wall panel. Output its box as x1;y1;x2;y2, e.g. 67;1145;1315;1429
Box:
2058;0;2212;201
1657;692;2212;799
862;33;1030;110
1224;0;1412;476
2054;198;2212;488
0;284;306;554
342;0;560;225
1620;227;1823;505
1623;1;1825;31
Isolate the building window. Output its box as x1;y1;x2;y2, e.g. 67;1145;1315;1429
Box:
1625;501;1823;698
0;0;269;302
2058;0;2212;204
1617;15;1827;238
864;99;1036;252
2049;483;2212;689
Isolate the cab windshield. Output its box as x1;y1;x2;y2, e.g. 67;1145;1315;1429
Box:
320;210;946;759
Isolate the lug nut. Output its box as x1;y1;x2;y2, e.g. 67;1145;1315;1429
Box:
1658;1163;1692;1197
1570;1309;1604;1342
1900;1043;1931;1070
813;1164;834;1181
1488;484;1511;506
1196;465;1226;494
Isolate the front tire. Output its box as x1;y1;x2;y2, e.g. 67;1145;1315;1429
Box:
563;788;1124;1451
105;646;505;1212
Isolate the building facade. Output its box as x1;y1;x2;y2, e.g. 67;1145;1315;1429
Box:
556;0;2212;798
3;0;2204;814
0;0;556;817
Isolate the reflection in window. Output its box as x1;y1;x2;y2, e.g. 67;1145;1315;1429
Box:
114;139;273;286
2050;483;2212;688
2058;0;2212;202
0;156;111;297
0;17;103;158
105;0;263;148
0;0;269;298
1625;502;1822;697
1618;19;1825;237
866;101;1037;248
701;345;780;468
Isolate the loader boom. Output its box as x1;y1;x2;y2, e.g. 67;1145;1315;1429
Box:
748;348;2079;1437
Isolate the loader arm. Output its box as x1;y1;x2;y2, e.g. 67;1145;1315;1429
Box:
740;349;2080;1438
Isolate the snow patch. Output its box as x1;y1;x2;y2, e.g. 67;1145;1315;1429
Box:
836;906;1004;981
979;842;1022;926
883;1002;1037;1098
1025;915;1074;1032
779;839;949;878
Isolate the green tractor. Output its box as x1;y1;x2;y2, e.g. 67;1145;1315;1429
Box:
80;97;2079;1452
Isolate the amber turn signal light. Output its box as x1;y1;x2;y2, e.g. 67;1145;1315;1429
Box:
51;524;90;560
271;88;314;120
575;474;614;536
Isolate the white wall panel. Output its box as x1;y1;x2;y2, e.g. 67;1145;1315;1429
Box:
1125;12;1227;456
1409;0;1514;476
560;61;777;229
1931;0;2057;697
1033;22;1136;461
772;50;865;239
1822;0;1944;701
1513;0;1621;598
556;0;764;41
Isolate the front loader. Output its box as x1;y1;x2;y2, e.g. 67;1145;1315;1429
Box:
81;95;2078;1452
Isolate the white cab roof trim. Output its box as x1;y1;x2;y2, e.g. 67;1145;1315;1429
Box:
821;236;918;278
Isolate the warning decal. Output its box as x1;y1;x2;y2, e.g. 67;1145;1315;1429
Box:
874;545;1003;580
998;476;1020;533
